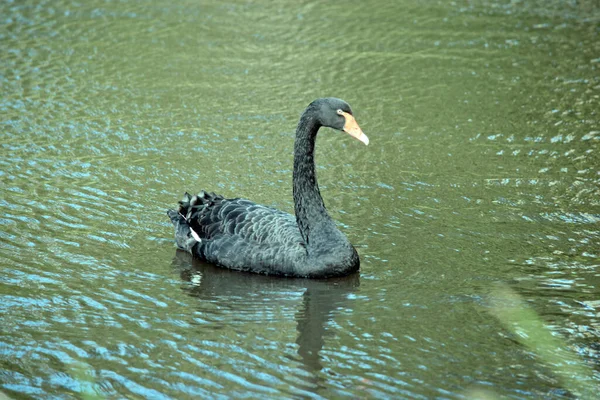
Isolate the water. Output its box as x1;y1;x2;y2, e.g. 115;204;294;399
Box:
1;0;599;398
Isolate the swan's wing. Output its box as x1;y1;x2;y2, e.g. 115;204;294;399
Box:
178;191;303;248
168;191;306;275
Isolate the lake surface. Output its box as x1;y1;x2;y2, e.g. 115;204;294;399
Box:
1;0;599;398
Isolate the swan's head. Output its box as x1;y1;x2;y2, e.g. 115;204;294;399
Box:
313;97;369;145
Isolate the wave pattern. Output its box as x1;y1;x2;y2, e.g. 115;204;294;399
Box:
1;0;599;398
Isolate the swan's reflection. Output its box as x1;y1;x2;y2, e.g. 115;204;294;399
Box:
171;250;359;380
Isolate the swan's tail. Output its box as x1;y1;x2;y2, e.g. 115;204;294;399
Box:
167;193;189;226
167;191;219;254
167;192;198;253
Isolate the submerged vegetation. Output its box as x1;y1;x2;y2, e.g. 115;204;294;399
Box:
489;286;597;398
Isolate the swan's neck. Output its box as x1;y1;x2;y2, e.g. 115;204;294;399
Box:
293;111;336;246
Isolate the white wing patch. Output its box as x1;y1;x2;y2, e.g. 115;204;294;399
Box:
190;227;202;242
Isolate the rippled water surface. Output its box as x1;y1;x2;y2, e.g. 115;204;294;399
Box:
1;0;599;398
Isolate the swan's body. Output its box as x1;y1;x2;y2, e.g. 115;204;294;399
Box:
167;98;368;278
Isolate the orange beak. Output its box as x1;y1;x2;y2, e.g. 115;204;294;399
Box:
341;111;369;145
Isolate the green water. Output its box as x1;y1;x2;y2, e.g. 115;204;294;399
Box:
1;0;599;398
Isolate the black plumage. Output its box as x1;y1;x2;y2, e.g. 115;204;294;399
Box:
167;98;369;278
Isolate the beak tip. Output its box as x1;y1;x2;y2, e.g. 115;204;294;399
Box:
360;133;369;146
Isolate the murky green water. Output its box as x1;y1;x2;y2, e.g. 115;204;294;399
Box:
1;0;599;398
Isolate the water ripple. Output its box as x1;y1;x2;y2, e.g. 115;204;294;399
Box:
2;0;600;397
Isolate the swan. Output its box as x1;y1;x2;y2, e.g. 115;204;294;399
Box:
167;97;369;278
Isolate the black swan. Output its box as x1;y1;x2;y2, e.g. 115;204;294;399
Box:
167;98;369;278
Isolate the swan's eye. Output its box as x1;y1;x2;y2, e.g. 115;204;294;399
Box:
337;109;344;115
